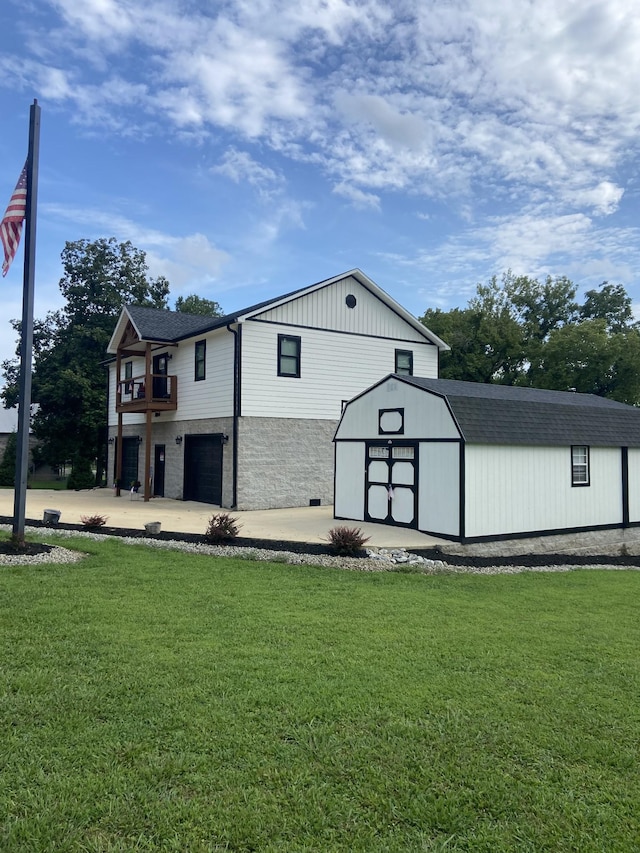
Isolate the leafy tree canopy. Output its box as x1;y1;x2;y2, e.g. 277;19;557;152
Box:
1;238;171;481
174;294;224;317
0;432;17;487
421;273;640;404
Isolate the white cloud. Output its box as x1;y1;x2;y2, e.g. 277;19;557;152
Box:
4;0;640;272
6;0;637;214
332;182;381;211
335;93;429;151
212;148;282;195
568;181;625;216
41;203;229;289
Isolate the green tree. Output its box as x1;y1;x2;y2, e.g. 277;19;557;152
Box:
420;272;640;403
498;272;579;342
528;321;640;404
1;238;170;486
0;432;17;487
421;305;523;383
174;294;223;316
580;282;635;333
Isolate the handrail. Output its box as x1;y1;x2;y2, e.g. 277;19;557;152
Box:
116;373;177;407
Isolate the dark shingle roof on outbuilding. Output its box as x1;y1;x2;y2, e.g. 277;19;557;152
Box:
401;377;640;447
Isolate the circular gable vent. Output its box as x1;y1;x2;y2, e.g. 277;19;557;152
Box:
345;294;357;308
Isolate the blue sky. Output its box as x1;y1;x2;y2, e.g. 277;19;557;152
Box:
1;0;639;369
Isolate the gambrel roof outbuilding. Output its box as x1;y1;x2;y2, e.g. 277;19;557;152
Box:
402;378;640;447
335;375;640;543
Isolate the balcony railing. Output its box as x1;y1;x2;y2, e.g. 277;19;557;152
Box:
116;373;178;413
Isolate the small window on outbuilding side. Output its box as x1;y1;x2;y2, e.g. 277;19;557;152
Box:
278;334;301;377
571;445;590;486
195;340;206;381
395;349;413;376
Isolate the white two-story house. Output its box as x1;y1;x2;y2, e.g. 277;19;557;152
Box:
106;269;448;510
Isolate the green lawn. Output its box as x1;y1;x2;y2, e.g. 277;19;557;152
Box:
1;537;639;852
27;479;69;490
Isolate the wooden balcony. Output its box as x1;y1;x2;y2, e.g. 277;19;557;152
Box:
116;373;178;414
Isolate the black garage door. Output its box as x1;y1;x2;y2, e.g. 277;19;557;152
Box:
119;436;139;490
183;434;223;504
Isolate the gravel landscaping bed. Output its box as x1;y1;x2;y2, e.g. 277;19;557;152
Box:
2;516;640;572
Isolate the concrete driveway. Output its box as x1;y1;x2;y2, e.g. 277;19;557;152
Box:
0;488;446;549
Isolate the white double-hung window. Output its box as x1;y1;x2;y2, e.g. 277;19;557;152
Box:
571;445;589;486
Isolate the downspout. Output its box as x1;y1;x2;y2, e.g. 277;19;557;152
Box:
115;351;123;496
226;322;241;508
103;360;110;487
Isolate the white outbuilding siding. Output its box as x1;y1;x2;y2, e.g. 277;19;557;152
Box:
628;448;640;523
463;445;623;539
418;442;460;537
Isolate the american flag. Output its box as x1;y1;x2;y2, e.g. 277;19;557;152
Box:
1;163;27;277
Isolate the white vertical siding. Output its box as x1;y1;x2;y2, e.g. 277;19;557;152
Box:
254;275;433;343
334;442;365;520
418;442;460;537
627;448;640;522
336;378;459;440
241;323;438;419
464;445;622;538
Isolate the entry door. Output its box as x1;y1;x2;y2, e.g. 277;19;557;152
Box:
183;434;223;504
152;353;168;398
365;443;417;527
154;444;166;497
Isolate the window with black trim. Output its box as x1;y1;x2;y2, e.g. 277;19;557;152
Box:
571;445;590;486
395;349;413;375
195;340;206;381
278;334;301;377
124;361;133;394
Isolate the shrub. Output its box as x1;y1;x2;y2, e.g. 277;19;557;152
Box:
327;525;370;556
205;512;242;544
80;514;108;529
67;456;95;490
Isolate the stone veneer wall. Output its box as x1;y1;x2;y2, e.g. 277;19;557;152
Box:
107;418;234;505
236;416;338;510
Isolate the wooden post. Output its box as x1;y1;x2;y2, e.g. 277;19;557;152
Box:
144;410;152;501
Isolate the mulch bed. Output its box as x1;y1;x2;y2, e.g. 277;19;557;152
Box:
0;540;55;557
2;516;640;568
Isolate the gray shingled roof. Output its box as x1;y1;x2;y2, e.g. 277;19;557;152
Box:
402;377;640;447
125;275;339;343
126;305;217;342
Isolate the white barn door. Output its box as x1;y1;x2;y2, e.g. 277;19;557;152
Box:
365;443;418;527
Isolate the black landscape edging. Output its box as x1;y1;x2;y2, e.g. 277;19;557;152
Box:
411;546;640;569
3;517;640;568
0;516;336;557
